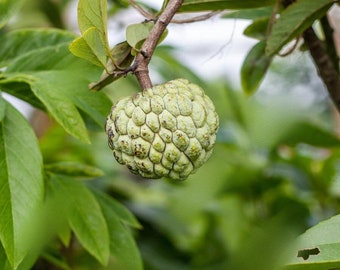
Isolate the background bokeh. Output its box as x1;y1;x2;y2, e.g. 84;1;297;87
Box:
2;1;340;269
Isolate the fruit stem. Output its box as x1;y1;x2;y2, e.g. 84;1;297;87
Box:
133;0;183;90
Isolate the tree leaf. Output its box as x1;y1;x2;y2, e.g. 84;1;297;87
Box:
0;29;111;141
94;191;143;270
1;73;91;144
0;101;44;268
126;22;168;51
286;214;340;269
13;182;76;270
180;0;276;12
222;6;274;20
58;223;72;247
45;162;104;178
50;175;110;265
26;69;111;129
70;0;111;67
243;17;270;40
109;41;134;70
34;70;110;129
294;214;340;248
126;22;154;50
0;240;12;270
39;0;65;29
286;243;340;270
0;0;26;29
278;122;340;147
0;29;75;67
266;0;333;56
40;253;72;270
89;41;134;91
241;41;272;95
69;28;107;68
77;0;108;35
0;82;44;110
0;93;5;121
92;189;141;229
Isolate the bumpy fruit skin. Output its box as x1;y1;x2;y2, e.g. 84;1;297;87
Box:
105;79;219;180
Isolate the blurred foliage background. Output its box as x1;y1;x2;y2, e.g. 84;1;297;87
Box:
3;0;340;269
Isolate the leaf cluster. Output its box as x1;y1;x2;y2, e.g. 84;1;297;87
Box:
0;1;142;269
220;0;338;95
1;0;340;269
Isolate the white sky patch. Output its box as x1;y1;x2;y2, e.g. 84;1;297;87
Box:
165;18;255;84
2;93;34;117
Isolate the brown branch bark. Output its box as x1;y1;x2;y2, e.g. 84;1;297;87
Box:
303;27;340;111
133;0;183;90
281;0;340;112
320;15;339;73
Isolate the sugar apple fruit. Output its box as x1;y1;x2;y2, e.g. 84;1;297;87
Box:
105;78;219;180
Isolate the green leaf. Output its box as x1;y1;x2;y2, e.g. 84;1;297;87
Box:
294;214;340;248
25;69;111;129
0;243;12;270
61;83;111;129
70;0;111;67
39;0;65;29
0;29;111;141
0;29;75;67
222;6;274;20
180;0;277;12
95;191;143;270
50;175;110;265
37;70;110;128
278;122;340;147
126;22;154;50
0;29;76;112
243;17;270;40
286;214;340;269
77;0;108;35
41;251;72;270
0;101;44;268
0;0;26;29
266;0;333;56
69;28;107;68
241;41;272;95
0;93;5;121
92;189;141;229
58;224;72;247
226;217;298;270
0;82;44;110
286;243;340;270
126;22;168;51
1;73;91;144
89;41;134;91
13;183;76;270
45;162;104;178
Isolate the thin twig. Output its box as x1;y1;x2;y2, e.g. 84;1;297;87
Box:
171;11;221;24
278;36;300;57
266;0;281;37
128;0;155;20
133;0;184;90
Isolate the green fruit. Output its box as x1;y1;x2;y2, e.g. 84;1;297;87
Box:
105;79;219;180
